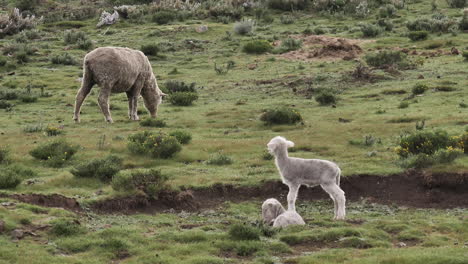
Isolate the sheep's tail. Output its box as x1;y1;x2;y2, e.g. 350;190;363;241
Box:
336;167;341;186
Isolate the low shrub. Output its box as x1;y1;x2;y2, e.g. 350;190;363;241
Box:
0;168;22;189
77;38;93;50
206;152;233;165
360;23;382;37
268;0;309;11
407;16;457;33
152;10;176;25
377;19;394;31
365;50;409;68
408;31;429;41
45;125;61;136
0;100;13;109
446;0;467;8
242;40;272;54
51;53;77;65
140;44;159;56
412;83;428;95
233;19;256;35
168;92;198;106
20;94;38;103
0;147;9;164
0;56;6;67
70;155;122;182
140;118;166;127
379;4;397;18
228;223;260;241
164;81;194;93
275;38;302;53
280;15;295;24
315;90;338;106
29;139;79;167
395;130;452;158
169;130;192;144
49;218;84;236
260;107;303;125
398;101;409;109
112;169;169;198
462;51;468;61
127;131;182;159
64;30;87;44
460;9;468;30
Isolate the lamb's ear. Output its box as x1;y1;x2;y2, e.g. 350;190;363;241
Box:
286;140;295;148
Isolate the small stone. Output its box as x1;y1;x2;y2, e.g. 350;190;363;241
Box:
195;25;208;33
11;229;24;241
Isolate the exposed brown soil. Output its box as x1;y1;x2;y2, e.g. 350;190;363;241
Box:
91;171;468;214
277;35;371;61
0;193;82;213
3;171;467;214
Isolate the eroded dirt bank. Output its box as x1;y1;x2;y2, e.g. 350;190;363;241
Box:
2;171;467;214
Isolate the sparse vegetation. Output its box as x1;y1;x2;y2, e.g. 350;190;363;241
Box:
242;40;272;54
127;131;182;159
112;169;169;198
260;107;303;125
29;140;79;167
70;155;122;181
408;31;429;41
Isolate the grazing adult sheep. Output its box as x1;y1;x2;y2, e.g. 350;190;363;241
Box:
267;136;346;220
73;47;166;123
262;198;305;228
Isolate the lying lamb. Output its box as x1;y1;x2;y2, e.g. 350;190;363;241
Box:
262;198;305;228
267;136;346;220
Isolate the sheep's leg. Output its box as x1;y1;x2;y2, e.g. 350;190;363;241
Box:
126;91;134;120
73;72;94;123
321;183;346;220
125;92;139;121
287;184;300;212
98;87;113;123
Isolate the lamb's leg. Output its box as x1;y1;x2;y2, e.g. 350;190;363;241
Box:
321;183;346;220
287;184;300;212
98;87;113;123
73;72;94;123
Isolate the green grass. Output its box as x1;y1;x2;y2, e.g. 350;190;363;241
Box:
0;1;467;263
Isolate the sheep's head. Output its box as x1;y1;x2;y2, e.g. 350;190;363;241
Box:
142;77;166;117
262;198;285;225
267;136;294;154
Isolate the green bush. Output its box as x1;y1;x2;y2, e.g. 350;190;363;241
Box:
462;51;468;61
0;100;13;109
0;147;9;164
206;152;233;165
408;31;429;41
360;23;382;37
0;91;18;100
407;16;457;33
51;53;77;65
49;218;84;236
242;40;272;54
315;90;338;106
280;15;295;24
165;81;196;93
140;118;166;127
364;50;408;68
395;130;451;158
169;130;192;144
0;56;6;67
260;107;303;125
5;164;37;178
378;19;394;31
20;94;38;103
446;0;467;8
268;0;309;10
70;155;122;182
168;92;198;106
275;38;302;53
379;4;397;18
412;83;428;95
29;140;79;167
45;125;61;136
140;44;159;56
77;38;93;50
460;10;468;30
233;19;256;35
0;168;22;189
152;11;176;25
228;223;260;241
127;131;182;159
112;169;169;198
64;30;87;44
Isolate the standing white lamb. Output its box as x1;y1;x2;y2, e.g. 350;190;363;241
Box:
261;198;305;228
267;136;346;220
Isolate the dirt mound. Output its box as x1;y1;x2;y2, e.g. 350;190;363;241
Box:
278;35;369;61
